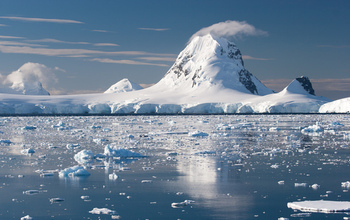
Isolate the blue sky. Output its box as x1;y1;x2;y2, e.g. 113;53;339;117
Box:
0;0;349;99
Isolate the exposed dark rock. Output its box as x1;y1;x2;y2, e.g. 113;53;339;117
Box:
296;76;315;95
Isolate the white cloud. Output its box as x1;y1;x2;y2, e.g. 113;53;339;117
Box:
189;20;267;42
91;58;169;67
0;24;7;27
242;55;272;61
26;38;89;45
138;56;176;62
138;28;170;31
0;44;176;57
0;16;83;24
0;35;24;39
92;30;110;33
93;43;119;47
3;62;58;88
0;40;45;47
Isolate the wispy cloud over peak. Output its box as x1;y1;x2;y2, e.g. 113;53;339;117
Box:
0;16;84;24
138;28;170;31
91;58;169;67
190;20;267;42
242;55;272;61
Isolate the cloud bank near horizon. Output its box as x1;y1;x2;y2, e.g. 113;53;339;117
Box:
189;20;267;42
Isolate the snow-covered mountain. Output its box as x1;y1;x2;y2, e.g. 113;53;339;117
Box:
152;34;274;96
0;34;348;114
104;78;143;94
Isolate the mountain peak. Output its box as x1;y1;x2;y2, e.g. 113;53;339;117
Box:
104;78;143;94
283;76;316;96
295;76;315;95
157;34;273;95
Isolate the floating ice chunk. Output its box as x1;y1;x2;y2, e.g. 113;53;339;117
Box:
171;200;195;208
141;180;152;183
93;138;107;144
89;208;117;215
294;183;308;187
311;184;320;190
278;181;285;185
23;190;39;195
301;125;324;136
188;130;209;137
104;145;143;158
290;213;311;217
327;121;344;129
74;150;94;164
66;143;80;150
21;148;35;155
341;181;350;188
81;195;90;200
278;218;289;220
270;164;279;169
59;166;90;178
49;198;64;203
20;215;33;220
109;173;118;180
287;200;350;213
269;127;281;132
21;126;37;130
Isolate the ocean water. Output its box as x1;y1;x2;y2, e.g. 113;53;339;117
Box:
0;114;349;220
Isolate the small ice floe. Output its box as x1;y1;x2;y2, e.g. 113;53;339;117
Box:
21;148;35;155
66;143;80;150
20;215;33;220
23;190;40;195
49;198;64;203
278;181;285;185
294;183;308;187
104;145;143;158
301;124;324;136
287;200;350;213
278;218;289;220
91;125;101;129
21;126;37;130
74;150;94;164
290;213;311;217
269;127;281;132
188;130;209;137
59;166;90;178
270;164;279;169
81;195;90;200
311;184;320;190
109;173;118;180
89;207;117;215
341;181;350;188
93;138;108;145
141;180;152;183
171;200;195;208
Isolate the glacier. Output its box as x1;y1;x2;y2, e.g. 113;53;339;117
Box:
0;34;347;114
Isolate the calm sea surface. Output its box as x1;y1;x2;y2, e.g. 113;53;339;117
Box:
0;114;349;219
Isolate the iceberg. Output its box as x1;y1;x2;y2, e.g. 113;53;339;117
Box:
58;165;90;177
287;200;350;213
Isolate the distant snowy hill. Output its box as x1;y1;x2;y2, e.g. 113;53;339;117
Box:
104;78;143;94
0;34;348;114
319;97;350;113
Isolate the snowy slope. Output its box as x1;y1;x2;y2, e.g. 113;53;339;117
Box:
104;78;143;94
0;34;340;114
319;97;350;113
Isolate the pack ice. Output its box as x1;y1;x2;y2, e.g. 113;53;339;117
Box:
0;34;346;114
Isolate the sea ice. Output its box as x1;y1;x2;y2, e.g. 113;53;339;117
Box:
301;124;324;136
59;166;90;177
188;130;209;137
74;150;94;164
287;200;350;213
104;145;143;158
171;200;195;208
109;173;118;180
49;198;64;203
21;148;35;155
20;215;33;220
89;207;117;215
